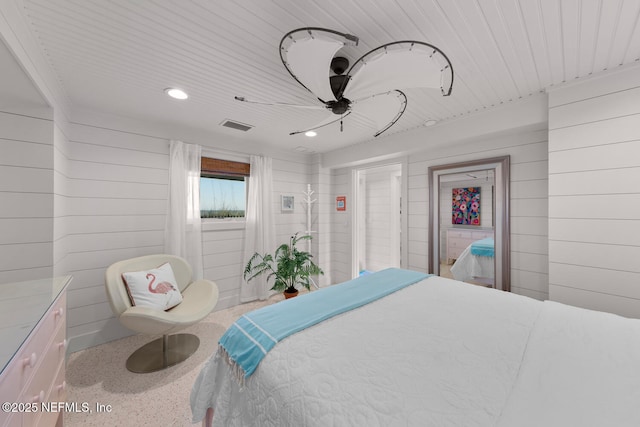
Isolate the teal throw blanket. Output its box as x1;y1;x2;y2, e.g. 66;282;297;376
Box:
219;268;430;379
471;237;494;257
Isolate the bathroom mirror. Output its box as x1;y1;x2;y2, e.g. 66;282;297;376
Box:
428;156;510;291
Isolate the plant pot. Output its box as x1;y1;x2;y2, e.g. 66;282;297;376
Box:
283;290;299;299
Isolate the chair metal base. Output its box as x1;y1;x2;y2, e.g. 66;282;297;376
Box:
126;333;200;373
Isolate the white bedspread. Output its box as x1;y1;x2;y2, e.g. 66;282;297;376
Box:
450;244;494;283
191;276;542;426
496;301;640;427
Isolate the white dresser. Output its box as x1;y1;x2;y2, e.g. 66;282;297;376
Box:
0;276;71;427
446;228;493;264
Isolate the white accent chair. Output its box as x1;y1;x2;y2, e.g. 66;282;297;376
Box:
105;254;219;373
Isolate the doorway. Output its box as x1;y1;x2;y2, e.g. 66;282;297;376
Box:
353;163;402;276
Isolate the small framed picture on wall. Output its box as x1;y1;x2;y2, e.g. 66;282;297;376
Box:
336;196;346;211
281;195;294;212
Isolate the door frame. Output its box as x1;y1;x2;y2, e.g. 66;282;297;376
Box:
351;159;407;278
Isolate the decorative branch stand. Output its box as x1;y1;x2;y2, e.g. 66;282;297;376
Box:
303;184;319;289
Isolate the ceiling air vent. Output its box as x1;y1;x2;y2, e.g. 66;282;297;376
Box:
220;119;253;132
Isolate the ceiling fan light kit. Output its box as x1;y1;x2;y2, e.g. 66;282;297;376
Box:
235;27;454;139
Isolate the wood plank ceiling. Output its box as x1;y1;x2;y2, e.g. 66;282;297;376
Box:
19;0;640;153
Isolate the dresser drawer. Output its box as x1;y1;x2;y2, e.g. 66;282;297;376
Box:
447;247;465;260
446;228;493;263
24;321;66;403
24;361;66;427
21;322;66;427
15;293;66;392
447;230;470;239
0;412;21;427
471;230;492;240
0;276;70;427
448;237;473;250
0;293;66;407
26;363;65;427
50;361;67;404
0;354;23;416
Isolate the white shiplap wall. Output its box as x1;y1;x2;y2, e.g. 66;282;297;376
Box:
548;64;640;318
406;129;549;300
0;110;54;283
309;155;333;287
59;122;168;351
55;117;313;351
203;227;244;310
53;121;70;277
273;157;310;246
330;168;352;285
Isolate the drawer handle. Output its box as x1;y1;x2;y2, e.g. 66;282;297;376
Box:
22;352;37;368
54;307;64;318
32;390;45;404
58;339;68;351
56;381;67;393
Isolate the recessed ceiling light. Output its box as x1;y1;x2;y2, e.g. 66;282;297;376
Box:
424;119;438;127
305;131;317;137
164;88;188;100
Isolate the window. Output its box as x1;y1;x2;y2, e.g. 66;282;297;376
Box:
200;157;250;220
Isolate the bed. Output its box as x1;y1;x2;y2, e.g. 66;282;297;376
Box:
190;268;640;426
450;237;494;285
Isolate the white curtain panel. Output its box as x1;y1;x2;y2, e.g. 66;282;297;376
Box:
241;155;276;302
164;140;204;280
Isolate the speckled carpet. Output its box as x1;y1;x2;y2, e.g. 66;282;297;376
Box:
64;294;283;426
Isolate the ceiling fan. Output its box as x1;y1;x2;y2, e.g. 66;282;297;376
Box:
235;27;454;138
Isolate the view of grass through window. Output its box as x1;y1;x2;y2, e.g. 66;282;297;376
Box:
200;176;246;219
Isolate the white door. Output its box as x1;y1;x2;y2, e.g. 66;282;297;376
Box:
354;164;402;276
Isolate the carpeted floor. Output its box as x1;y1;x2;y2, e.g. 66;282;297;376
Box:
64;294;283;426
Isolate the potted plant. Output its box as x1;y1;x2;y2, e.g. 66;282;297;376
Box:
244;233;323;299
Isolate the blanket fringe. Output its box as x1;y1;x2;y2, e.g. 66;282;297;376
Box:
218;345;246;388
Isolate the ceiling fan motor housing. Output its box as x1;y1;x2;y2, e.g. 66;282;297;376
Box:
329;75;350;100
330;56;349;74
327;98;351;115
329;56;350;100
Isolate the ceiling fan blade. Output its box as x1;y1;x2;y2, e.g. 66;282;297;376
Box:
289;111;353;136
351;90;407;137
234;96;326;110
342;41;453;101
280;28;359;103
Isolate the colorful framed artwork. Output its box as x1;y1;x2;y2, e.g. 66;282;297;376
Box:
452;187;480;226
336;196;346;211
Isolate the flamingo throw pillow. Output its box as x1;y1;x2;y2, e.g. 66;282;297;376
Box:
121;262;183;311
